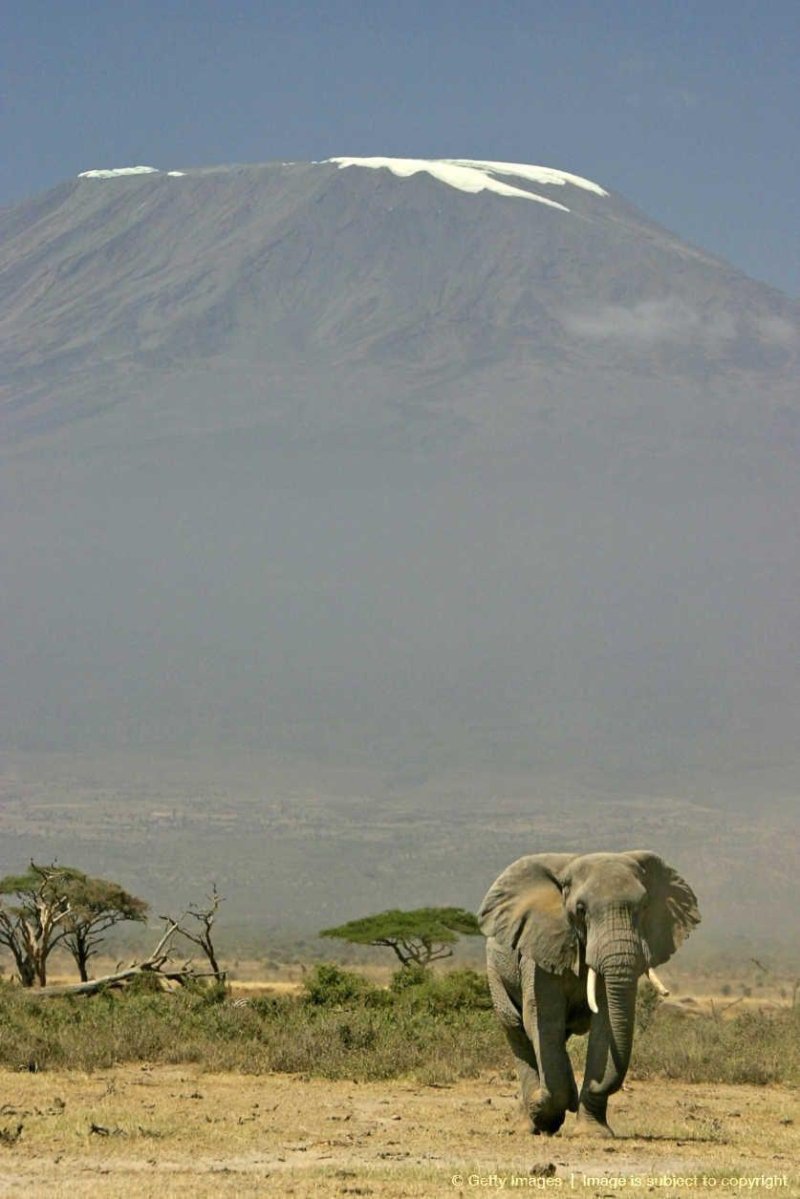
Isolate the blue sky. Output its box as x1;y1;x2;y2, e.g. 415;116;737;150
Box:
3;0;798;294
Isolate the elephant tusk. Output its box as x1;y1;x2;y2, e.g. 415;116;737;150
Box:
587;967;599;1013
647;967;670;996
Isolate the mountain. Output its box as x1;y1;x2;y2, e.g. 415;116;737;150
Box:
1;158;798;936
2;157;797;448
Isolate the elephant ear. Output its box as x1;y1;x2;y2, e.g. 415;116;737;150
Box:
477;853;578;973
626;851;701;967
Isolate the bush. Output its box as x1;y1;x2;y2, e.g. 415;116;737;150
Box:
389;964;429;993
438;969;493;1012
630;1002;800;1085
303;963;388;1008
393;968;493;1014
125;971;170;996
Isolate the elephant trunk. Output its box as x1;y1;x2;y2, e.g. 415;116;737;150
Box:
584;907;644;1096
602;972;638;1081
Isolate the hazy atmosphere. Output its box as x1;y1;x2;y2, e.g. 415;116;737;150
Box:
2;3;798;947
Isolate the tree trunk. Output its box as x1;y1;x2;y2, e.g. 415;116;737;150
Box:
17;956;36;988
72;934;91;982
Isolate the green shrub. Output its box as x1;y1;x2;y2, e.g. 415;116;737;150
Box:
303;963;388;1008
393;968;492;1014
437;969;493;1011
390;963;429;992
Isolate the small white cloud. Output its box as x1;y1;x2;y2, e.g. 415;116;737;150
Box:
562;298;737;345
755;314;797;348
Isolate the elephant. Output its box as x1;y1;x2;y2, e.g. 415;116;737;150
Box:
478;850;700;1137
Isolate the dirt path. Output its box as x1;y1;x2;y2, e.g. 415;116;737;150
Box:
0;1067;796;1197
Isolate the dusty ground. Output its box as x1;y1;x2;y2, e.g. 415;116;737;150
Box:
0;1067;796;1198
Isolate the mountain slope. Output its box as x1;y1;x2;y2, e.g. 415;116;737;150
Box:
1;157;799;812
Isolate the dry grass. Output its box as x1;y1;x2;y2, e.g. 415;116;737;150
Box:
1;968;798;1089
0;1066;796;1197
0;974;503;1082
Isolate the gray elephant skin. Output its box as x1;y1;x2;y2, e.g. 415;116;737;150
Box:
478;851;700;1137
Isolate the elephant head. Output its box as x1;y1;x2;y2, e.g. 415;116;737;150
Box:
478;851;700;1117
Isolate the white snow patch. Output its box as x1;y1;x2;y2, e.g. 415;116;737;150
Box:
78;165;161;179
327;157;570;211
326;157;609;207
77;165;185;179
447;159;608;197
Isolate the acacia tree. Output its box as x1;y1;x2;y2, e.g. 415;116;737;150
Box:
320;906;481;968
61;875;148;981
0;863;147;986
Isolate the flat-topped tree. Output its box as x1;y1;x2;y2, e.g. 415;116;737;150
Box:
0;862;147;986
61;874;148;981
320;907;481;969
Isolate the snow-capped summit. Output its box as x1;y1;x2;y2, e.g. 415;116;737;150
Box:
327;156;608;210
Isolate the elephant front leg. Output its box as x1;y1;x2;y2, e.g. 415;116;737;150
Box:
521;963;579;1136
576;1046;614;1136
577;995;615;1135
487;945;547;1131
500;1022;543;1129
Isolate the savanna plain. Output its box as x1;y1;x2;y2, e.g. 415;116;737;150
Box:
0;959;797;1199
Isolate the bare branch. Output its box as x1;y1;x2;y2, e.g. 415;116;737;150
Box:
160;887;226;979
150;917;184;962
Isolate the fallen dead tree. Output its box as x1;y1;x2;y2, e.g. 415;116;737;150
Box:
20;908;225;999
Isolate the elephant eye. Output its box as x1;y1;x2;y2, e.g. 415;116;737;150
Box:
575;901;586;919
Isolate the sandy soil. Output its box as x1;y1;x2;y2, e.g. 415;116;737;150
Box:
0;1067;796;1198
